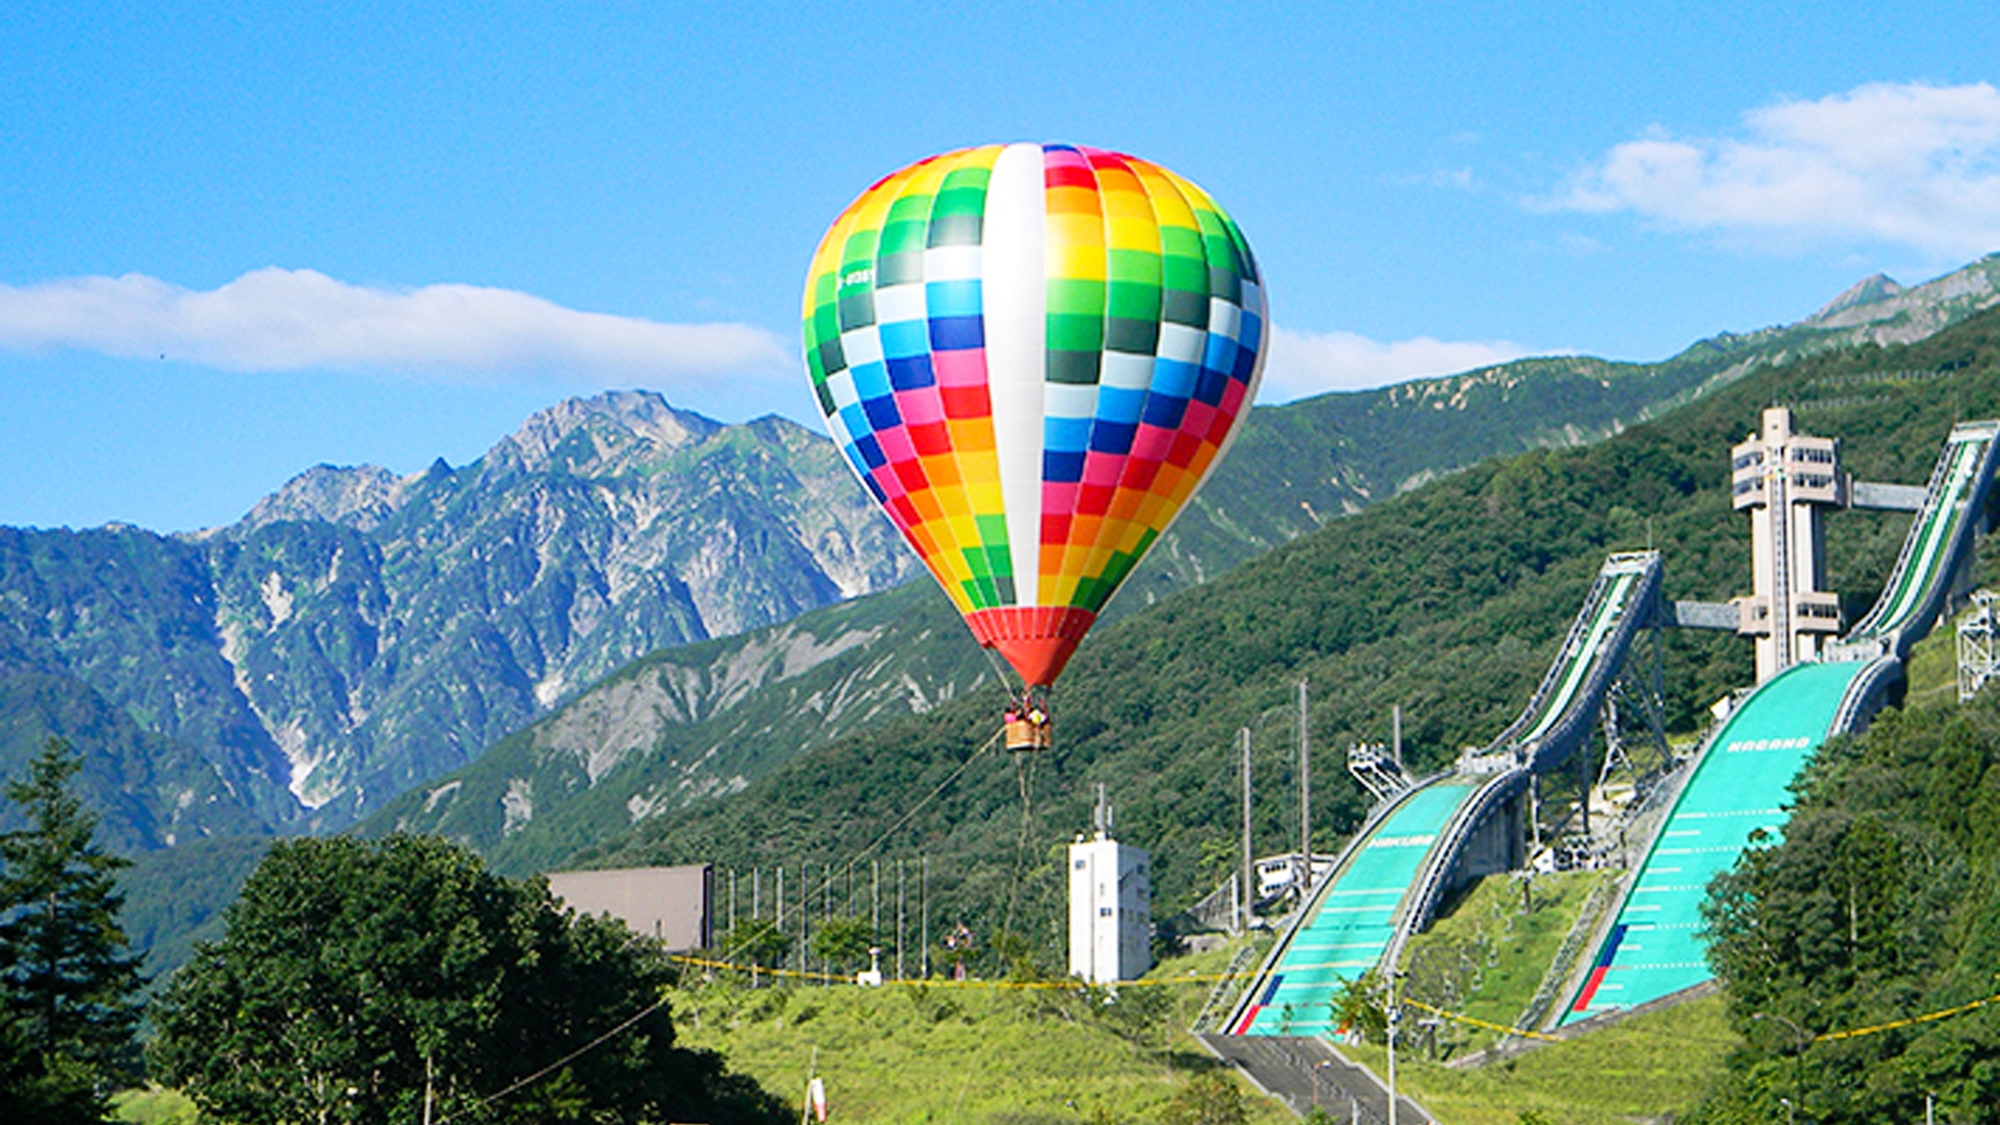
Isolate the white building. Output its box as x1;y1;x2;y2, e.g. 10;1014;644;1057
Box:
1068;790;1151;984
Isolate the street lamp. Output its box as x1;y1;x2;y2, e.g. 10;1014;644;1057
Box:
1751;1012;1811;1120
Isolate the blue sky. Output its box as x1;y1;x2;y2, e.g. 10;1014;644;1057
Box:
4;1;1999;531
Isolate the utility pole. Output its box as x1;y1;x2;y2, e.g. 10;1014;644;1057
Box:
1579;743;1592;840
1386;970;1401;1125
1240;726;1253;934
921;856;930;978
1392;704;1402;771
897;858;907;980
1298;680;1312;896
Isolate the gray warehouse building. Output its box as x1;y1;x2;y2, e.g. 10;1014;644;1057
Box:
546;864;713;951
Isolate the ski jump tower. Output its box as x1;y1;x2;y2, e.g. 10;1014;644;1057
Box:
1731;407;1844;680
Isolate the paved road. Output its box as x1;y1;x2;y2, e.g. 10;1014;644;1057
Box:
1198;1033;1435;1123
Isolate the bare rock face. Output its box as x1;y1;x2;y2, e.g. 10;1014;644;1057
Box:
0;390;918;842
210;390;921;827
1811;273;1908;322
1805;255;2000;343
232;464;411;534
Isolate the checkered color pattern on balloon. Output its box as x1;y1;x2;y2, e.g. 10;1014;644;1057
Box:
802;143;1267;686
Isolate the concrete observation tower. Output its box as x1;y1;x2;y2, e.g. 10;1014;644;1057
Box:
1731;407;1844;680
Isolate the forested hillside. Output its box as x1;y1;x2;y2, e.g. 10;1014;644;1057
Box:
577;305;2000;969
1694;692;2000;1125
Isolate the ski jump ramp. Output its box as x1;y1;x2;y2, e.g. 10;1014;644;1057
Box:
1229;551;1664;1036
1562;419;2000;1024
1226;419;2000;1039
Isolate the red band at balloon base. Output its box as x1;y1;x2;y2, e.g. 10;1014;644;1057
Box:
965;606;1099;688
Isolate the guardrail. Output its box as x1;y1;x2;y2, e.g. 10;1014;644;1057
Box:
1837;422;2000;659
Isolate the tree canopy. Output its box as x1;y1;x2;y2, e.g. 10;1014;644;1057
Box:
0;736;144;1124
150;833;785;1125
1695;693;2000;1124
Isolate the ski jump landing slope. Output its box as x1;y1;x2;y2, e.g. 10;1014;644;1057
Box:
1228;551;1663;1037
1561;420;2000;1026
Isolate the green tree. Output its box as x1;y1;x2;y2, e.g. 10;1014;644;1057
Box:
0;736;144;1122
720;919;793;975
149;834;785;1125
1159;1070;1248;1125
1331;971;1387;1044
1695;698;2000;1124
808;915;875;976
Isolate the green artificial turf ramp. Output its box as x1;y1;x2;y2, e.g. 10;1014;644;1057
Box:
1561;660;1866;1024
1245;780;1478;1036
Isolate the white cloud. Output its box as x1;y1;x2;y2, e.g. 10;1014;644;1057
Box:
1550;81;2000;259
1262;325;1537;401
0;267;793;384
1;268;1547;410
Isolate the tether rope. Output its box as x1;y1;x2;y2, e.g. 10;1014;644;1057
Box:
1002;747;1039;938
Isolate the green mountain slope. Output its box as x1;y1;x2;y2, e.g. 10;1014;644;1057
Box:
365;581;988;873
567;304;2000;967
0;393;920;845
364;257;2000;875
1127;253;2000;602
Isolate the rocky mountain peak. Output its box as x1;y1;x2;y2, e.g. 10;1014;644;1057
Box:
494;390;724;476
1810;273;1906;322
229;464;410;535
1802;257;2000;340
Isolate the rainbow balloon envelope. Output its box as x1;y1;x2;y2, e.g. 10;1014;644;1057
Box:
803;143;1267;688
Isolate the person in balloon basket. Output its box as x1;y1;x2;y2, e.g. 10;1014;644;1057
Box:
1004;696;1052;752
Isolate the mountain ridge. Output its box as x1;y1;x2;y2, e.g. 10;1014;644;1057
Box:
364;259;2000;875
12;255;2000;864
2;391;918;842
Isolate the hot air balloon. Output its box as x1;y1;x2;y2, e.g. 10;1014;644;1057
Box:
803;143;1267;748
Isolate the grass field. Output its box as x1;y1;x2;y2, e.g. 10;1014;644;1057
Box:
1300;863;1739;1124
1344;993;1737;1125
1398;869;1609;1056
113;1086;197;1123
672;942;1294;1125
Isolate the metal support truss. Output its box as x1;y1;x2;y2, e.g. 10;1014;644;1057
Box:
1597;605;1670;802
1959;590;2000;703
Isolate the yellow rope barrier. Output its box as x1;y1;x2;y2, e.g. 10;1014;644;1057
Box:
1812;990;2000;1043
1393;986;2000;1052
1401;998;1561;1042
